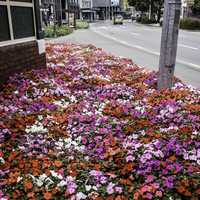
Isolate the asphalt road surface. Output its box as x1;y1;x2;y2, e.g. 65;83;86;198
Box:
50;21;200;88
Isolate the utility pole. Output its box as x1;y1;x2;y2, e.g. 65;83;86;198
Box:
53;0;56;37
158;0;182;90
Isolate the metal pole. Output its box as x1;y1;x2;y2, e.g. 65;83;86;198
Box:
53;0;56;37
67;0;69;26
158;0;182;90
59;0;62;25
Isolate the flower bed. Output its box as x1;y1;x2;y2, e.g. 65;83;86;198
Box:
0;43;200;200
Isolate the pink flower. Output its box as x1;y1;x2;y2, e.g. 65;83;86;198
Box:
141;186;148;193
146;175;154;183
155;191;163;197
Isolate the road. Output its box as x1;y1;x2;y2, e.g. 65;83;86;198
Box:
50;21;200;87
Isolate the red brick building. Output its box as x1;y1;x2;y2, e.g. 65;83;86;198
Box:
0;0;46;84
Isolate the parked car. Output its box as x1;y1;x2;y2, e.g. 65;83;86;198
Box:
113;14;123;25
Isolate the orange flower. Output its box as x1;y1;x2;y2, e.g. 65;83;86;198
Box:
184;190;192;197
44;192;52;200
168;155;176;162
195;188;200;194
13;190;21;199
119;179;132;185
31;160;39;168
24;181;33;190
176;185;186;194
54;160;62;168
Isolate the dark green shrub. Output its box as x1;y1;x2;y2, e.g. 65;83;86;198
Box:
136;16;157;24
180;18;200;30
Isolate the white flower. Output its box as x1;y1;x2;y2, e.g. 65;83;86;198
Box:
14;90;19;94
39;174;47;181
189;155;197;161
76;192;87;200
17;176;23;183
36;179;43;187
0;157;5;164
84;156;89;161
57;180;67;187
85;185;92;191
45;177;54;187
38;115;43;121
25;123;48;134
55;141;64;148
92;186;98;191
50;170;63;179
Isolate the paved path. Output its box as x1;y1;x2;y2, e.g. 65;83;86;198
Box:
48;21;200;87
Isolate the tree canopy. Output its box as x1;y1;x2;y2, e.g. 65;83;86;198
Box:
192;0;200;14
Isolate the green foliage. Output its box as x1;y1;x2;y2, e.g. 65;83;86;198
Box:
180;18;200;30
192;0;200;14
137;16;157;24
128;0;150;12
76;20;89;29
44;25;73;38
128;0;164;22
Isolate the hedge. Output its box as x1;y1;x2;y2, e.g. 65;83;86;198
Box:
180;18;200;30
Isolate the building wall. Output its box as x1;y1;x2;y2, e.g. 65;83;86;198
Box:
0;41;46;84
0;0;46;85
93;0;110;7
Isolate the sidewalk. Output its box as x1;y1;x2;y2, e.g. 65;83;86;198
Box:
0;43;199;199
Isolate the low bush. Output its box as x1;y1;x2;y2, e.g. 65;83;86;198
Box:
180;17;200;30
76;20;89;29
136;16;157;24
44;25;73;38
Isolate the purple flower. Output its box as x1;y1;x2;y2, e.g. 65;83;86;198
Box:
164;176;174;189
106;182;115;194
100;176;107;184
89;170;103;177
115;186;123;193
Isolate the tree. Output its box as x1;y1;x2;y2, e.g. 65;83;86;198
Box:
128;0;150;13
128;0;164;22
192;0;200;15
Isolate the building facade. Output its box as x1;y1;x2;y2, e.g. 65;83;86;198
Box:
182;0;195;17
79;0;95;21
93;0;121;20
0;0;46;84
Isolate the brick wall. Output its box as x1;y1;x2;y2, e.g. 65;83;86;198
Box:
0;40;46;84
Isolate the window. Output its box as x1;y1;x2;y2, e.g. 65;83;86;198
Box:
0;0;36;45
0;5;10;41
11;6;35;39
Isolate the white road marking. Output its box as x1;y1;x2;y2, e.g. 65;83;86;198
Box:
130;32;140;36
143;28;158;31
179;44;198;50
91;28;200;71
